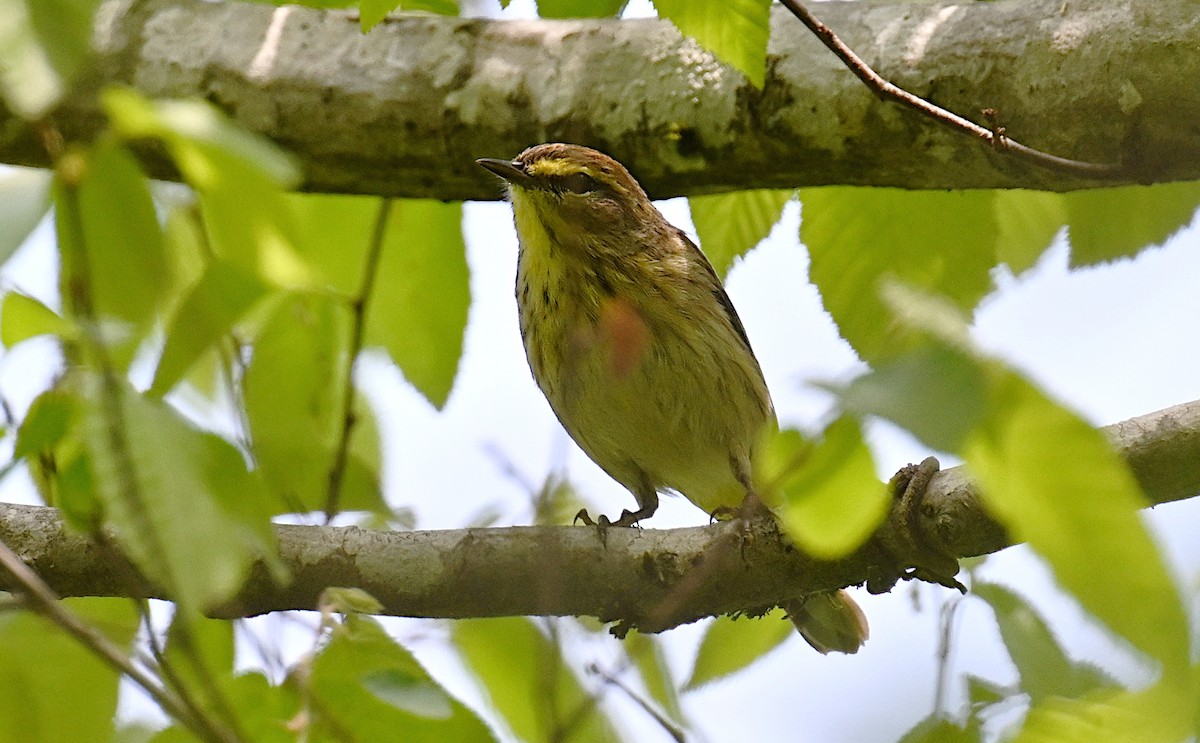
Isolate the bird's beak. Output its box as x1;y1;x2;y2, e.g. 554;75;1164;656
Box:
477;157;534;187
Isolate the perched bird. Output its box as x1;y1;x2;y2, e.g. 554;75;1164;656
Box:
478;143;867;653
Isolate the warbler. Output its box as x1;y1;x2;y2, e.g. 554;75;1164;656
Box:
478;143;867;654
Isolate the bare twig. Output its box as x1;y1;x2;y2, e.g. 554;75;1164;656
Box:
778;0;1126;180
324;197;390;522
0;537;234;743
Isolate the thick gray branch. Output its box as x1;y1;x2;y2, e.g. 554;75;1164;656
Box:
1;400;1198;633
2;0;1198;195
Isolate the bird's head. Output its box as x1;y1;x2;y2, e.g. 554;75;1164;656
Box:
477;143;665;257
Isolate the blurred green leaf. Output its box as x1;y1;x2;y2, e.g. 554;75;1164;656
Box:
320;586;385;615
801;187;997;361
879;284;1190;673
0;598;137;743
689;189;793;278
289;193;378;296
898;715;980;743
14;388;75;460
833;343;986;452
973;583;1113;702
964;675;1011;708
101;88;312;289
1065;181;1200;266
963;374;1190;673
455;617;621;743
993;190;1065;275
0;166;52;263
1;292;71;347
55;140;170;369
768;418;887;558
360;0;458;29
362;670;454;719
685;610;792;690
162;614;236;720
623;631;683;724
0;0;99;118
243;292;386;516
365;199;469;409
652;0;770;87
1012;679;1190;743
244;292;350;513
150;260;269;397
80;375;280;613
537;0;627;18
310;614;493;741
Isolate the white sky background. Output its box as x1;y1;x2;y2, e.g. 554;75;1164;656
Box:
3;1;1200;740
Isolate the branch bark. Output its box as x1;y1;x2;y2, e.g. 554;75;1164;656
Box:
2;400;1198;633
3;0;1199;196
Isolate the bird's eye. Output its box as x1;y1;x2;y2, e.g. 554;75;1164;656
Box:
560;172;599;194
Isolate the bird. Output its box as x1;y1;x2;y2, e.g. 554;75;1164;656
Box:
478;143;867;653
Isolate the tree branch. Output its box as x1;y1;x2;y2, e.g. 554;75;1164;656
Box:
1;400;1198;633
2;0;1198;196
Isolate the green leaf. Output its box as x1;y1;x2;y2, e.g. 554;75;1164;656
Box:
898;715;980;743
101;88;312;289
879;285;1190;674
800;187;997;361
0;0;99;118
0;598;138;743
1;292;72;347
993;190;1065;275
1012;679;1191;743
79;375;280;612
689;189;793;278
362;670;454;719
359;0;458;29
365;199;469;409
685;610;792;689
973;583;1112;702
150;260;269;397
320;586;385;615
454;617;620;743
833;343;987;452
767;418;888;558
289;192;379;297
963;373;1189;673
622;631;683;724
14;388;76;460
536;0;627;18
310;614;493;741
162;614;236;720
652;0;770;87
1065;181;1200;266
55;140;170;368
244;292;378;515
19;385;100;522
0;166;52;263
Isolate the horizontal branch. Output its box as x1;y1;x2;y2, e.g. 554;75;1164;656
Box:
2;0;1198;196
1;400;1198;632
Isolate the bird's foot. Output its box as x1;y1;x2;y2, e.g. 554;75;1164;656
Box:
574;508;644;546
868;457;965;594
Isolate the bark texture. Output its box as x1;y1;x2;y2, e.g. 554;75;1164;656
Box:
2;0;1198;196
2;400;1198;632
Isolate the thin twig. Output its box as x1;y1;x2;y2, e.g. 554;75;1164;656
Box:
0;537;233;743
588;663;686;743
778;0;1126;180
323;197;390;522
933;594;964;715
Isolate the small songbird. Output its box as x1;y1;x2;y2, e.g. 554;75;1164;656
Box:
478;143;867;654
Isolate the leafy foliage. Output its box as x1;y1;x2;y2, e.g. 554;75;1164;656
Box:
0;1;1197;741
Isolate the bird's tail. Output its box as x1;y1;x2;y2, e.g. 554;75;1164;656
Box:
783;590;870;655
